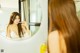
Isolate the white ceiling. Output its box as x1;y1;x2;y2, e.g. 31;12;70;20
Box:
0;0;18;8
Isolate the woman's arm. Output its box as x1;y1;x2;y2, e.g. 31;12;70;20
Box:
22;21;31;35
48;30;61;53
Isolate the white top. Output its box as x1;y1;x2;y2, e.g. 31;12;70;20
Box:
10;31;31;40
10;31;19;39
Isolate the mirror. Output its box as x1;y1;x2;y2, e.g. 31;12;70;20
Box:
0;0;42;40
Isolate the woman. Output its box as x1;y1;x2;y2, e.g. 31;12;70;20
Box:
48;0;80;53
6;12;31;39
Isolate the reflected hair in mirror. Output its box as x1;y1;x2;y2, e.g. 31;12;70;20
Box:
7;12;23;38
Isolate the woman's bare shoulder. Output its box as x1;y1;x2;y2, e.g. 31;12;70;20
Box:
49;30;59;36
7;24;12;29
48;30;61;53
48;30;59;39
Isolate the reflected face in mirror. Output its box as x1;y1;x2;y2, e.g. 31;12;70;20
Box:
9;12;21;25
6;12;31;39
13;16;20;24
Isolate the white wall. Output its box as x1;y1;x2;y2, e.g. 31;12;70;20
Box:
0;0;48;53
0;0;18;8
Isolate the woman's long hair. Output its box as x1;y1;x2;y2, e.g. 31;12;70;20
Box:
48;0;80;53
7;12;23;38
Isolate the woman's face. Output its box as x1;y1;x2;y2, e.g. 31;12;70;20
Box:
13;15;20;24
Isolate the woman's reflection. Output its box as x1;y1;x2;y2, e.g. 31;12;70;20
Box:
6;12;31;39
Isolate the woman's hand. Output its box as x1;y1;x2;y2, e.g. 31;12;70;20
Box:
21;21;27;27
21;21;31;34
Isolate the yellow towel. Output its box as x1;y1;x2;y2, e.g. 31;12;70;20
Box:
40;43;47;53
